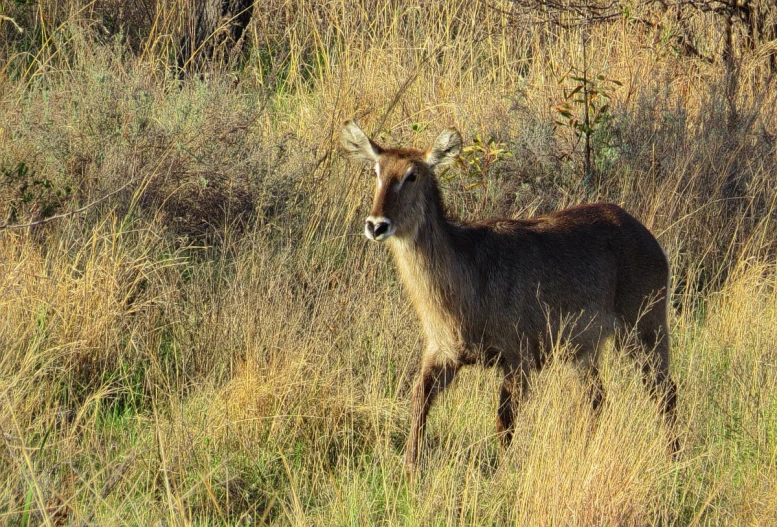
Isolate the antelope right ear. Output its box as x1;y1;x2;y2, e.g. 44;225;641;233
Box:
425;128;462;168
341;121;382;164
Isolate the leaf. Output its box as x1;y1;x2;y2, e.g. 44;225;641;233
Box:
557;67;572;84
568;85;583;98
20;485;34;527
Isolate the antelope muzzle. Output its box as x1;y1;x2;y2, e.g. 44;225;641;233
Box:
365;216;394;241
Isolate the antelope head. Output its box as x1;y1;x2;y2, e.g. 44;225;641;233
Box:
341;121;462;242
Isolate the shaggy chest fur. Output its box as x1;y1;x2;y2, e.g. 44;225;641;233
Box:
388;225;492;365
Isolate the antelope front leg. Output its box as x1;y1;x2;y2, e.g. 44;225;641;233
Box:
496;361;530;450
405;361;458;476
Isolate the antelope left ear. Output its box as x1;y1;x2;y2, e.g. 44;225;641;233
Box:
341;120;383;164
425;128;462;168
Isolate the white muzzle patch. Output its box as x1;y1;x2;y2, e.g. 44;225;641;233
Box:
365;216;395;241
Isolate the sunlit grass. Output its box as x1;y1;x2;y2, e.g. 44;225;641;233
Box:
1;0;777;525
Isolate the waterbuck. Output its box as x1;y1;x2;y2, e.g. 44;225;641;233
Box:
341;121;678;473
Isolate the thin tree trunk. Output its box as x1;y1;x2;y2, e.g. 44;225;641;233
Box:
177;0;254;75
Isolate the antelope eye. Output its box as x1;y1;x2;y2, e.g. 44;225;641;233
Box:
405;172;417;183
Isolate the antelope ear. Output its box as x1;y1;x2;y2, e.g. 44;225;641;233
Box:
425;128;462;167
341;121;382;164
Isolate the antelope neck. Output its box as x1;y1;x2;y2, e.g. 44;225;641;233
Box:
387;178;461;303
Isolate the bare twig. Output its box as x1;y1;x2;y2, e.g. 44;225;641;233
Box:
0;181;133;232
0;14;24;34
373;43;446;136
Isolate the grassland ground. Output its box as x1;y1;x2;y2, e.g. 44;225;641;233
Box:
2;1;777;525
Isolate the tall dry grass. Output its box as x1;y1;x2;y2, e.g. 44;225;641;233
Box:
1;0;777;524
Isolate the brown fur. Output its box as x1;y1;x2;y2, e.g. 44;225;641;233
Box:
341;121;678;474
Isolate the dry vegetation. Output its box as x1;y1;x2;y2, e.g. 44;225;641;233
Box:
1;0;777;525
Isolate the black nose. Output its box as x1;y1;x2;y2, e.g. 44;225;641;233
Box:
374;222;389;237
366;219;391;239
